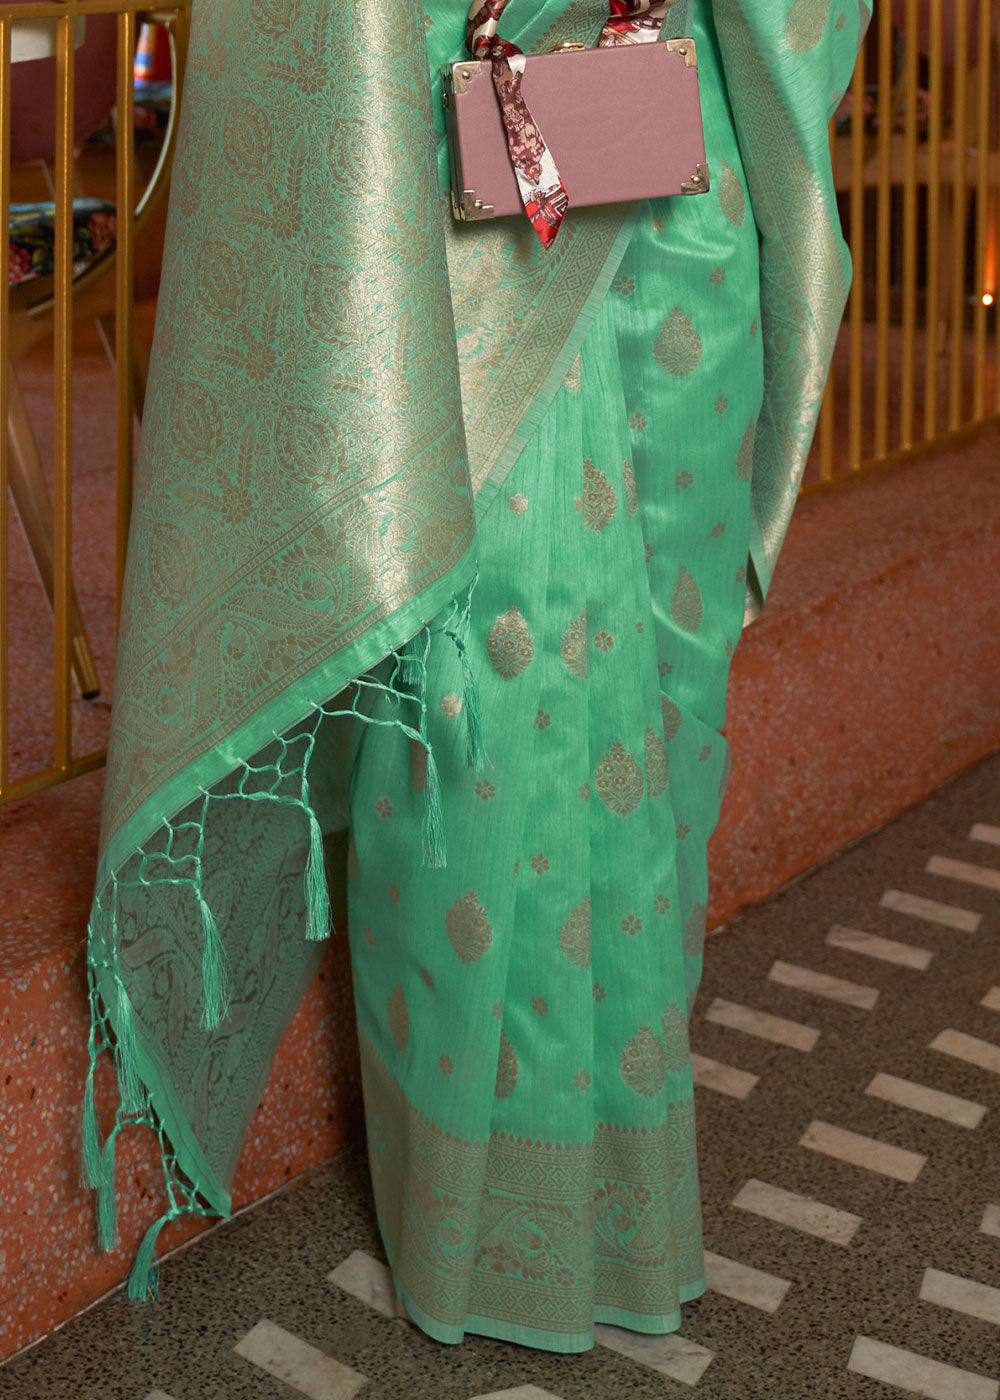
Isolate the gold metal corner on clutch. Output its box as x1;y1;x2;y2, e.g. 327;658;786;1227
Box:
451;60;483;96
450;189;495;221
665;37;698;68
681;163;710;195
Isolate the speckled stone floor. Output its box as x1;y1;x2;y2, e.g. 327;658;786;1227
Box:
3;750;999;1400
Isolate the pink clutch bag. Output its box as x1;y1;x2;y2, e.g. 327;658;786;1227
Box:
443;39;709;224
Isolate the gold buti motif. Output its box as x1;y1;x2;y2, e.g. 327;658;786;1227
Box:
737;418;756;482
661;695;682;743
594;742;644;816
644;727;669;798
670;566;703;633
660;1005;690;1072
445;891;493;963
388;984;410;1052
683;901;708;959
653;308;702;378
560;612;589;679
620;1025;667;1098
718;161;746;227
574;459;618;533
785;0;830;51
623;461;638;518
487;606;535;679
495;1028;519;1098
559;895;592;969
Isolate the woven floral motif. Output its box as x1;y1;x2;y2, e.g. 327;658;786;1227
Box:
620;1025;667;1097
574;459;618;533
594;742;644;816
487;606;535;678
559;895;592;968
446;892;494;963
560;611;589;679
495;1028;520;1098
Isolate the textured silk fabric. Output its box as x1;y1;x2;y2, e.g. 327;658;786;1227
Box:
346;1;763;1350
80;0;870;1310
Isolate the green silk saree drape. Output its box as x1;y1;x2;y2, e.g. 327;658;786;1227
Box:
81;0;870;1317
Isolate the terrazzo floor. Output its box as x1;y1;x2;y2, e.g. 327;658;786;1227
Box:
3;749;999;1400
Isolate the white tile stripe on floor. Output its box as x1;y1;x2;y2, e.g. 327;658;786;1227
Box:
880;888;982;932
847;1335;999;1400
920;1268;1000;1325
704;998;819;1051
825;924;932;971
767;959;878;1009
469;1389;566;1400
926;853;1000;892
799;1120;927;1182
982;987;1000;1012
865;1072;987;1129
690;1052;759;1099
731;1178;863;1246
595;1324;714;1387
144;1393;178;1400
971;823;1000;847
328;1249;395;1319
703;1250;791;1312
930;1029;1000;1075
981;1204;1000;1238
234;1319;368;1400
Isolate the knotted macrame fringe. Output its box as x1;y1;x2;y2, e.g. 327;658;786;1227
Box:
82;577;484;1298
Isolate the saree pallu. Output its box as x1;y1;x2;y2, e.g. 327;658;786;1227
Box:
79;0;870;1342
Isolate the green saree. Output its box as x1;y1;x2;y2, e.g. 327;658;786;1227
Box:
80;0;870;1350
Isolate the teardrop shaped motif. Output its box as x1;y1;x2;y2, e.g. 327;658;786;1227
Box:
786;0;830;50
574;459;618;533
671;566;703;633
620;1025;667;1098
683;901;708;959
487;606;535;679
660;1004;690;1072
559;895;592;969
445;891;493;963
623;461;638;518
661;696;682;743
388;984;409;1052
719;162;746;228
495;1028;519;1098
594;742;644;817
737;418;755;481
644;727;669;798
653;308;703;378
560;611;589;679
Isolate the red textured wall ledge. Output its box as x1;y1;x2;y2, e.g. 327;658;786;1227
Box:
709;422;1000;927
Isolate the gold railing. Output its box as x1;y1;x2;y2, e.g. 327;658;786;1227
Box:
1;0;998;805
810;0;1000;489
0;0;187;804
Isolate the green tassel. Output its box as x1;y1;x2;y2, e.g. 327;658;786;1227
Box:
422;747;447;869
304;811;332;941
113;979;145;1116
80;1067;103;1192
97;1129;119;1251
198;891;231;1030
457;643;486;771
127;1210;173;1301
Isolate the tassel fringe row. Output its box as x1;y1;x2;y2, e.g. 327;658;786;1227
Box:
82;576;483;1299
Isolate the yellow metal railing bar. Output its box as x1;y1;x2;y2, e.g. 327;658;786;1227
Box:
874;0;892;460
0;15;10;796
900;0;919;449
0;0;188;806
949;0;969;429
973;0;993;419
